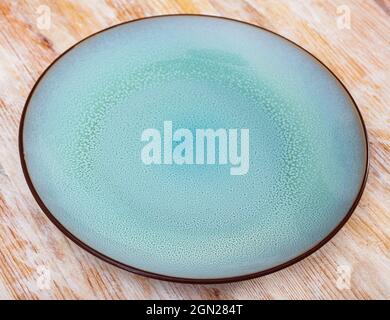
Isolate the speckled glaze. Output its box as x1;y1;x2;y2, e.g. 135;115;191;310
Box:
21;15;367;281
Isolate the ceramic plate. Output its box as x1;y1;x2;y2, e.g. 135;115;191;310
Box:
20;15;368;283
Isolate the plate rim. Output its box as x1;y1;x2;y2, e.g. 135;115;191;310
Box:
18;13;369;284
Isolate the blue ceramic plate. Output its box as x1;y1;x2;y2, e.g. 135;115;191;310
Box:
20;15;368;283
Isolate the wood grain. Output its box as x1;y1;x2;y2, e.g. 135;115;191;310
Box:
0;0;389;300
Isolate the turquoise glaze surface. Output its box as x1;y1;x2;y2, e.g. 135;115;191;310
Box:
22;16;367;280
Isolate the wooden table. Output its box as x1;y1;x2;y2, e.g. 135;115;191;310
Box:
0;0;389;300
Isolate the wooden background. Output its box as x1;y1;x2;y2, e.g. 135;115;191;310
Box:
0;0;389;300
